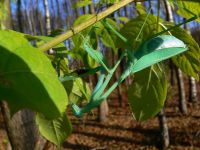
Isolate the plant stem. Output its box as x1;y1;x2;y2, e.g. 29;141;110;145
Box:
39;0;135;52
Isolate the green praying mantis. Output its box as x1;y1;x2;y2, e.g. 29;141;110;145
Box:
58;2;198;118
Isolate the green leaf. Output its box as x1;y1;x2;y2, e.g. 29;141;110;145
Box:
100;18;118;53
97;0;120;5
101;28;116;50
164;23;200;80
115;16;129;23
0;0;8;29
168;0;200;22
50;28;64;37
117;14;160;50
73;14;94;27
132;35;188;73
72;0;92;9
35;36;68;52
63;78;91;104
72;14;100;68
128;65;167;121
36;113;72;146
0;30;68;119
135;2;146;15
24;34;68;54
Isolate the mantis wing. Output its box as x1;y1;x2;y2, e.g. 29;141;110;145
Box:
132;35;187;73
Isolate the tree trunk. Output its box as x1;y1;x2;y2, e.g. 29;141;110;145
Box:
89;3;95;14
157;1;170;149
183;19;198;103
169;60;176;86
44;0;51;35
164;0;176;86
189;76;198;102
176;68;187;114
163;0;173;22
98;100;109;122
36;0;45;35
98;47;111;123
158;108;170;149
55;0;62;28
50;0;56;30
30;0;36;35
24;0;34;34
17;0;23;32
1;104;41;150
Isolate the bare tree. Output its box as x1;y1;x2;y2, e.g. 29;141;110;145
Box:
176;68;187;114
24;0;34;34
183;20;198;103
35;0;44;35
158;108;169;149
189;75;198;102
164;0;187;114
30;0;36;35
44;0;51;35
17;0;23;32
157;1;171;149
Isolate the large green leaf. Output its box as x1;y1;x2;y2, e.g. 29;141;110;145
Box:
0;30;68;119
168;0;200;22
117;14;160;50
36;113;72;146
128;65;167;121
164;23;200;80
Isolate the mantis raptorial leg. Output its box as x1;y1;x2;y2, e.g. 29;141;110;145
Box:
71;9;155;117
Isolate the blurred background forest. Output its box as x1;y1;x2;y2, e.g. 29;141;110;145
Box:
0;0;200;149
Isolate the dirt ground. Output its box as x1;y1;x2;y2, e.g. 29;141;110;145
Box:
0;82;200;150
64;82;200;150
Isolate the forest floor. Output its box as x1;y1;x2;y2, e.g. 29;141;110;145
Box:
0;81;200;150
64;81;200;150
